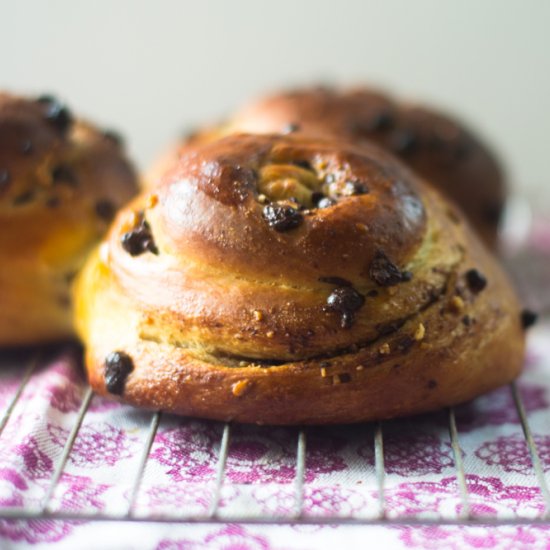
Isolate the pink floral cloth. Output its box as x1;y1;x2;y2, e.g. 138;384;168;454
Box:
0;324;549;549
1;218;550;549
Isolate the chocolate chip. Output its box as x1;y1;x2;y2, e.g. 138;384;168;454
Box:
283;122;300;134
369;250;410;287
521;310;538;330
52;165;78;187
342;180;368;196
121;214;158;256
104;351;134;395
0;169;11;191
21;140;33;155
465;269;487;293
37;95;73;133
13;190;34;205
339;373;352;383
292;159;312;170
46;196;61;208
262;203;303;232
319;276;352;287
392;129;418;155
317;197;336;209
103;129;124;147
484;202;502;224
95;200;116;221
326;286;365;329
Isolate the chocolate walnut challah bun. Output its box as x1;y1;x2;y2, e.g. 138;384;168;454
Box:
0;92;138;346
167;87;505;248
77;133;524;425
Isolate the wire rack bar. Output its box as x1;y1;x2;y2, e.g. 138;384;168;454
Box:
0;354;39;438
127;411;162;517
293;430;307;518
208;423;231;518
448;407;471;519
374;421;386;519
41;387;93;512
511;381;550;517
2;507;550;526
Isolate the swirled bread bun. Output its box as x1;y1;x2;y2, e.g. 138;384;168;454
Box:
77;133;524;424
155;87;505;248
0;92;138;346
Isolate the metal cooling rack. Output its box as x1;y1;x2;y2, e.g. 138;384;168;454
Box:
1;353;550;526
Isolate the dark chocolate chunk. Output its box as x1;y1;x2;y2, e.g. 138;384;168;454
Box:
95;200;116;221
37;95;73;133
103;129;124;147
392;129;418;155
338;373;352;383
292;159;312;170
521;309;538;330
121;214;158;256
319;276;352;287
369;250;410;287
46;196;61;208
368;110;395;132
262;203;303;232
52;165;78;187
13;190;35;205
104;351;134;395
283;122;300;134
0;169;11;191
326;286;365;329
465;269;487;293
484;202;503;224
342;180;368;196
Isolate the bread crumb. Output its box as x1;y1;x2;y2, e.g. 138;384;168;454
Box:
320;367;328;377
238;361;248;367
379;343;391;355
356;223;369;233
257;194;268;203
266;330;275;339
449;295;465;313
356;365;364;371
414;323;426;341
231;379;251;397
253;310;264;321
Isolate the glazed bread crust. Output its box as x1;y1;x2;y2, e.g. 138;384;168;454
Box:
77;133;524;424
0;93;138;346
159;87;505;247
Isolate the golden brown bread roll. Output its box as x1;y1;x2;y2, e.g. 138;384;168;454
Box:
76;133;525;425
154;87;505;248
0;92;138;346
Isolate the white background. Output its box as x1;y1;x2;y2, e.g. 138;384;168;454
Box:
1;0;549;202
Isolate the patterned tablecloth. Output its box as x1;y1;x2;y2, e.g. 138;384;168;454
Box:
1;223;550;549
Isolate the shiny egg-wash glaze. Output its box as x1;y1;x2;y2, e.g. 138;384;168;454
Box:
77;134;524;425
154;87;505;248
0;93;138;345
